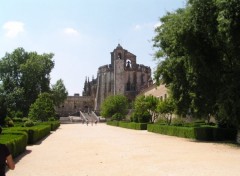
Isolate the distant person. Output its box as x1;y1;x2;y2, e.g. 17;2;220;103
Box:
0;127;15;176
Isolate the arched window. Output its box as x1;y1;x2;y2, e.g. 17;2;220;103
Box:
126;59;132;68
118;53;122;59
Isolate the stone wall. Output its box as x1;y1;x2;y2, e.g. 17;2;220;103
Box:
56;44;152;116
93;44;152;110
55;94;94;117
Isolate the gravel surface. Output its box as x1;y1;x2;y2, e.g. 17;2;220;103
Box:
7;123;240;176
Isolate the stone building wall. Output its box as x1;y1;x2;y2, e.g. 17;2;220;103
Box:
139;83;168;100
55;94;94;117
93;44;152;111
56;44;152;116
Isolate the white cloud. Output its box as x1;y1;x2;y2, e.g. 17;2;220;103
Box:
63;28;80;36
3;21;24;38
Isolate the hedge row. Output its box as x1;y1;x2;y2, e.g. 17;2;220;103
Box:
107;122;237;141
147;124;237;141
1;131;28;158
147;124;195;139
0;121;60;158
5;125;50;144
107;121;147;130
107;121;119;126
45;121;61;131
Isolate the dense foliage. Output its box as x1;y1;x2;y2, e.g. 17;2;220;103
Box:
0;48;54;119
132;95;159;123
28;93;56;121
0;48;68;124
153;0;240;128
100;95;128;120
51;79;68;107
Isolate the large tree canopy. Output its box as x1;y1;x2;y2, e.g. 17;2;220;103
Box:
0;48;54;117
51;79;68;107
153;0;240;128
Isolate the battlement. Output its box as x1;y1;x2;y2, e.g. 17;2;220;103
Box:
98;64;113;73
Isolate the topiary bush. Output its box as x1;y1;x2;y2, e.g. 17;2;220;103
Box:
24;120;35;127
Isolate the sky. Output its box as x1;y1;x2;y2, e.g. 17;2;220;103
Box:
0;0;186;95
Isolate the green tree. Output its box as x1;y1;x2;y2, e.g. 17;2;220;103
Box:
51;79;68;107
157;98;175;125
100;95;128;120
0;84;7;124
153;0;240;128
0;48;54;117
28;93;55;121
153;8;195;117
133;95;158;123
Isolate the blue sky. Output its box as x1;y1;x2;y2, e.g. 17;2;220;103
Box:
0;0;185;95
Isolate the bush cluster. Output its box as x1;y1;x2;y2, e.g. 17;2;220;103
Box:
0;121;60;158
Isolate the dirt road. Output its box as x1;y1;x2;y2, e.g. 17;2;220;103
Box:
7;123;240;176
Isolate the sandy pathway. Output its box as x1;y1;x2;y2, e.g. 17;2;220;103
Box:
7;123;240;176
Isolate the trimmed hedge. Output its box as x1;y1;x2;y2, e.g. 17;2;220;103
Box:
0;121;60;159
0;130;28;158
107;121;147;130
43;121;61;131
119;122;147;130
147;124;195;139
194;126;237;141
147;124;237;141
24;125;51;144
5;125;51;144
106;121;119;126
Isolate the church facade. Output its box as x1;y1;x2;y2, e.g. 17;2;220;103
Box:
56;44;152;116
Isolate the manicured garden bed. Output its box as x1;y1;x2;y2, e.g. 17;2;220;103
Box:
0;121;60;158
107;121;147;130
147;124;237;141
107;121;237;142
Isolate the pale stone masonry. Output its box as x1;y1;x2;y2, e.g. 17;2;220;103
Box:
139;83;168;101
55;44;152;116
93;44;152;111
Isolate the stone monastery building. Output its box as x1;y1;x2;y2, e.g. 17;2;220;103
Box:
56;44;152;116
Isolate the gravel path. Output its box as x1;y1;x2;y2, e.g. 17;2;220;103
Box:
7;123;240;176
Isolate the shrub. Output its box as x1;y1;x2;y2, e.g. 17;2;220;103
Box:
24;120;35;127
22;117;29;122
0;130;28;158
28;93;56;122
112;113;123;121
130;112;138;122
155;118;167;125
4;117;14;127
171;118;185;126
41;121;60;131
48;117;56;121
138;111;151;123
106;121;119;126
12;117;22;122
15;111;23;118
